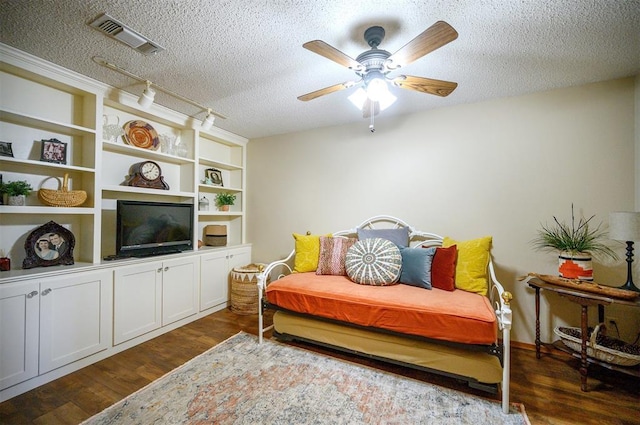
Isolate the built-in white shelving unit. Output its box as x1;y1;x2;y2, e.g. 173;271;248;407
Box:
0;43;251;403
0;44;248;269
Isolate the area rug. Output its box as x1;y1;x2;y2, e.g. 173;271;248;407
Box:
82;332;529;424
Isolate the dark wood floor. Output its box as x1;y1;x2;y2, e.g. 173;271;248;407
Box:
1;309;638;425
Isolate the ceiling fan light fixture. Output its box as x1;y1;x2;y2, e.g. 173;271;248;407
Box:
377;90;397;111
138;80;155;108
348;87;368;110
363;71;396;110
201;109;215;131
366;77;387;101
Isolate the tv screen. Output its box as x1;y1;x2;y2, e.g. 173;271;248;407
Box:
116;200;194;257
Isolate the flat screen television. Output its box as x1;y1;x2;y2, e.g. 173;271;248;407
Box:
116;200;194;258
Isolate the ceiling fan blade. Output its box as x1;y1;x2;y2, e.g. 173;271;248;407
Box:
392;75;458;97
303;40;364;71
386;21;458;69
362;99;380;118
298;81;356;101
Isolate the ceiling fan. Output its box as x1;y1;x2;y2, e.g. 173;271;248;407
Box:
298;21;458;124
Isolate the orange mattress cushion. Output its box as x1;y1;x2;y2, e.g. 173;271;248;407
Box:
266;273;498;345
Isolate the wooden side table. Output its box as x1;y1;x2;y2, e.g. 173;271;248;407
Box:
523;276;640;391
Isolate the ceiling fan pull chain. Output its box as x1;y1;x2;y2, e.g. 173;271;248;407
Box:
369;103;375;132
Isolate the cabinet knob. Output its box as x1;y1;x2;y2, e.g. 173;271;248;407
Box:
27;290;39;299
164;266;169;272
157;268;163;273
41;288;52;296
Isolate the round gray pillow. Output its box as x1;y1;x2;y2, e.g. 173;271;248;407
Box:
345;237;402;286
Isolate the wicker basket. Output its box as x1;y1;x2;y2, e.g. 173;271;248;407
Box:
230;263;266;315
38;174;87;207
554;324;640;367
204;225;227;246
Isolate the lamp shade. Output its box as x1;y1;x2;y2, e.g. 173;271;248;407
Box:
609;211;640;241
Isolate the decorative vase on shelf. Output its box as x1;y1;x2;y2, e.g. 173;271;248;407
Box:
102;114;124;143
219;205;230;212
558;251;593;281
8;195;25;206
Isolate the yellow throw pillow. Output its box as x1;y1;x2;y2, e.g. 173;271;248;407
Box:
443;236;492;296
293;233;330;273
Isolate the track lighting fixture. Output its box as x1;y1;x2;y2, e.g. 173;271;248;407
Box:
94;57;226;126
201;109;215;131
137;80;156;108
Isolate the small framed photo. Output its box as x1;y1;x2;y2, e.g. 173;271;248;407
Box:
22;221;75;269
40;138;67;164
205;168;223;187
0;141;14;157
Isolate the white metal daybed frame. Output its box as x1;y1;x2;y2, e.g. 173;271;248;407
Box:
257;215;513;413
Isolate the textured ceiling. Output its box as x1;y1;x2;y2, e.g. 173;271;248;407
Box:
1;1;639;139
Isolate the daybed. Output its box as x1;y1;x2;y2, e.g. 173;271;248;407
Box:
258;216;513;413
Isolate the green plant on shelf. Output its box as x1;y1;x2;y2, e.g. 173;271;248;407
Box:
214;192;236;207
0;180;33;196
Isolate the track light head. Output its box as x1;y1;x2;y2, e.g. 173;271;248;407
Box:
138;80;155;108
201;109;215;131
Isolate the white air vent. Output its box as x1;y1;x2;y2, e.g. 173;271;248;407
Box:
89;13;164;55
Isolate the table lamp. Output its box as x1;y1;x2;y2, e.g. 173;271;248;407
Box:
609;211;640;292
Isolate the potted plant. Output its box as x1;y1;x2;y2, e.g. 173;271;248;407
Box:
532;204;617;281
0;180;33;206
214;192;236;212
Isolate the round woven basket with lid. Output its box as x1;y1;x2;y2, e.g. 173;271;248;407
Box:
230;263;267;315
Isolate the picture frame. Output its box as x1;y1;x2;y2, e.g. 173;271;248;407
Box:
40;138;67;164
22;221;75;269
0;141;14;157
205;168;224;187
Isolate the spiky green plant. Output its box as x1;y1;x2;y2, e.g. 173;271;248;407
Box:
532;204;618;260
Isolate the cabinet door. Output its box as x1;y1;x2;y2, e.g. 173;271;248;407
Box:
199;250;230;311
39;270;112;374
114;262;162;345
162;256;199;326
0;281;40;391
227;247;252;271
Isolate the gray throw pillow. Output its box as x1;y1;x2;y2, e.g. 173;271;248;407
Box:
357;226;410;248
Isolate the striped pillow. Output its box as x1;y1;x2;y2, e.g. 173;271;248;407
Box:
316;237;357;275
345;238;402;286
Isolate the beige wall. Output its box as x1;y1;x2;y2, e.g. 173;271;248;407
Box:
246;77;639;345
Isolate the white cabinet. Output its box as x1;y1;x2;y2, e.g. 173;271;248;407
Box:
200;246;251;311
0;281;39;390
113;262;162;345
39;270;112;374
0;270;112;391
0;45;251;402
162;256;199;326
113;256;199;345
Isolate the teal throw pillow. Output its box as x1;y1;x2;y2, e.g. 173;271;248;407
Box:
399;247;436;289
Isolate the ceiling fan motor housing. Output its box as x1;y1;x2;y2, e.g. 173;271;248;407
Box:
355;49;392;78
364;26;385;48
